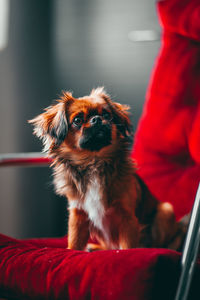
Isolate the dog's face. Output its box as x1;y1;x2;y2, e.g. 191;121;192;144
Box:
68;99;113;151
29;87;132;155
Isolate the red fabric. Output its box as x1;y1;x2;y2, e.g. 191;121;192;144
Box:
132;0;200;220
0;234;199;300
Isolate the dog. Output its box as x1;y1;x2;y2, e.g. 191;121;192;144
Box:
29;87;185;251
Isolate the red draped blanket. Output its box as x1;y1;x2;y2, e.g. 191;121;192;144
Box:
132;0;200;220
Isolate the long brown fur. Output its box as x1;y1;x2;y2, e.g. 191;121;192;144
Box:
29;88;185;251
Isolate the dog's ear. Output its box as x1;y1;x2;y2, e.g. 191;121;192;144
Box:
111;102;132;137
101;92;133;137
29;92;74;152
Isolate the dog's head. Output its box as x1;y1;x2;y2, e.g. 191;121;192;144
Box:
29;87;132;155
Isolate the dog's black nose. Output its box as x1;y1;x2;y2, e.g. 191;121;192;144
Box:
90;115;102;126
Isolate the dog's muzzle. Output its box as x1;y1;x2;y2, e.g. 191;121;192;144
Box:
79;116;112;151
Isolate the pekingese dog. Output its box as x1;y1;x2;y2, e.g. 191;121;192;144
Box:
29;88;185;251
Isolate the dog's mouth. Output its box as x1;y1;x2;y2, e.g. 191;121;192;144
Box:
79;124;112;151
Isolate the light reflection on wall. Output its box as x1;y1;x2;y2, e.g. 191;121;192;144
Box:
0;0;9;50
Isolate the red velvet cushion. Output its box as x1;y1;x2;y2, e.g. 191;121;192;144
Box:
132;0;200;220
0;234;199;300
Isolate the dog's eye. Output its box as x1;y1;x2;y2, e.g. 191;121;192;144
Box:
73;117;83;127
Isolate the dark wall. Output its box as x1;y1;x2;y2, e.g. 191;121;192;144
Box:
0;0;160;238
0;0;66;238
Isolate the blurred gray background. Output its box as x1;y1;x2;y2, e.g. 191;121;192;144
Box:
0;0;160;239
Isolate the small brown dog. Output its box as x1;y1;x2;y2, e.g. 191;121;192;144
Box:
29;88;184;251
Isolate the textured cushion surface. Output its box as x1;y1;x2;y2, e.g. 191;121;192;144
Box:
0;234;199;300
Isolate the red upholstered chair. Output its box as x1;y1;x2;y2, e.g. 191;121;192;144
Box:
1;0;200;299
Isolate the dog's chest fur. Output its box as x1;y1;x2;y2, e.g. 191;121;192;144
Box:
54;162;108;232
70;175;106;233
82;176;105;231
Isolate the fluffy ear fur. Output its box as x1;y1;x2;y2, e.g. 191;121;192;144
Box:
111;101;132;137
29;92;73;152
93;88;133;137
